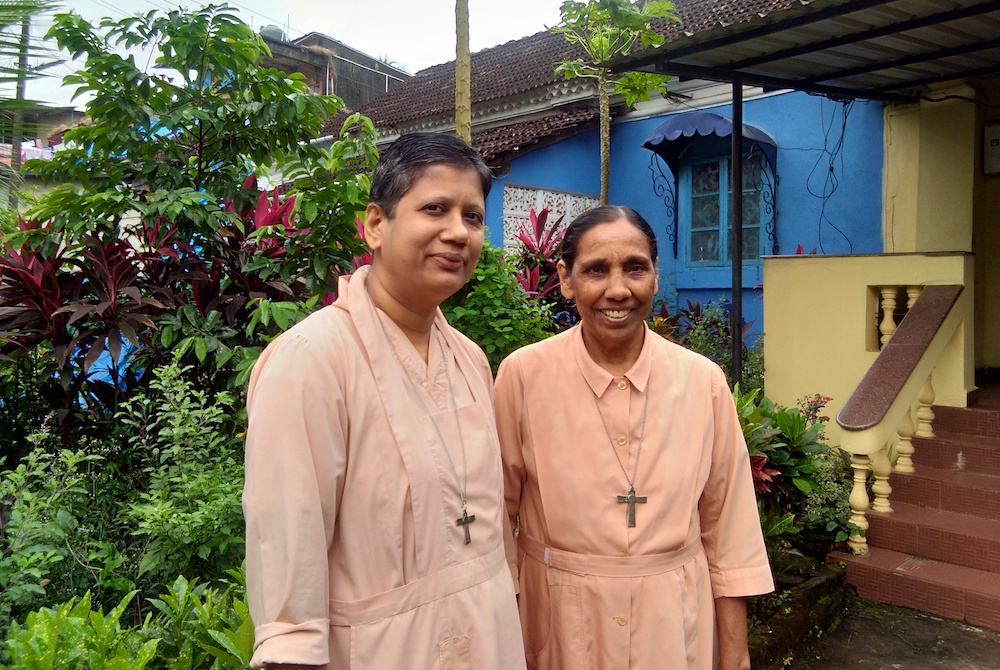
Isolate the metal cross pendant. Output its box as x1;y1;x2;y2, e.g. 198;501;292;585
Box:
456;508;476;544
617;487;647;528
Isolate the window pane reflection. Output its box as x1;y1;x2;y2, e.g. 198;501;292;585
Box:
691;230;719;262
692;162;720;195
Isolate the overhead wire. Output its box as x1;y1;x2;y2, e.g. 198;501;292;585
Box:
805;98;854;254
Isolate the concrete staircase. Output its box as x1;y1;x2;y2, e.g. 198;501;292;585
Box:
828;403;1000;631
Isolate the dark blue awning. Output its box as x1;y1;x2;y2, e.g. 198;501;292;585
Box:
642;111;777;176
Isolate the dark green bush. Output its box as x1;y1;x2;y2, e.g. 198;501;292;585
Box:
0;362;245;632
443;241;553;371
650;298;764;392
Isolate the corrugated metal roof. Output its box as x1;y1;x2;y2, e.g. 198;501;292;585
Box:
612;0;1000;102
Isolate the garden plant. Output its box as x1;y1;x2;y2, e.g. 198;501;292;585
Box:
0;3;373;662
0;5;854;666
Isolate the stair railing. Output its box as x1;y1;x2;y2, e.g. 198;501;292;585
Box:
836;284;965;555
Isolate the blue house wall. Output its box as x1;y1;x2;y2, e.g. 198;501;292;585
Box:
486;91;884;340
485;130;602;233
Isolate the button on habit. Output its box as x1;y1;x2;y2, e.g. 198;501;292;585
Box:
616;435;627;445
617;380;629;390
613;615;629;626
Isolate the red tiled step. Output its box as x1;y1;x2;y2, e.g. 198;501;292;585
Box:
889;467;1000;518
911;432;1000;476
828;547;1000;632
865;502;1000;573
932;405;1000;440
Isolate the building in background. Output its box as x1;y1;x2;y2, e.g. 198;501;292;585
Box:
259;26;410;111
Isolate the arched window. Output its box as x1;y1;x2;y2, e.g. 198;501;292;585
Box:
679;139;774;266
643;111;777;263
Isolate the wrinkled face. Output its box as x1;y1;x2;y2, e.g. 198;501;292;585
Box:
364;163;486;310
557;218;659;353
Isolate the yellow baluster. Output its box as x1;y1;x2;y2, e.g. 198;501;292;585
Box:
915;376;936;438
895;407;915;473
871;445;893;513
848;453;871;556
880;286;897;347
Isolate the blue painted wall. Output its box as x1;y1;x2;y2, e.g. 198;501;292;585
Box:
487;91;885;339
486;129;602;235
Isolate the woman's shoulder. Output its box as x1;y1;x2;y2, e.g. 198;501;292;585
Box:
262;304;355;362
504;328;574;366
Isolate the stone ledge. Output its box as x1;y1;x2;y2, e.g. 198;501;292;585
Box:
749;560;849;670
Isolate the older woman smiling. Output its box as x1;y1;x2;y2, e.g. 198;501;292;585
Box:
495;205;773;670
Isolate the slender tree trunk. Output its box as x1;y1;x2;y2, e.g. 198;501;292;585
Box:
455;0;472;144
598;70;610;205
9;18;30;209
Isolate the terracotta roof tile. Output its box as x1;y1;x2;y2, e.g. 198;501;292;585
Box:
343;30;585;130
474;107;601;164
319;1;806;146
656;0;804;39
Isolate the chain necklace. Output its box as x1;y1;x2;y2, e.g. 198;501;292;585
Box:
392;337;475;544
592;376;650;528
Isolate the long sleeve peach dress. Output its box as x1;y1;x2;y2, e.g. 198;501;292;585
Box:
494;324;773;670
243;265;525;669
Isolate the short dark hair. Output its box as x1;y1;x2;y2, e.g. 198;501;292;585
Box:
369;133;493;217
559;205;659;271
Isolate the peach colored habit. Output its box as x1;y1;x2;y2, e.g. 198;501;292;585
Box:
495;325;774;670
243;266;524;669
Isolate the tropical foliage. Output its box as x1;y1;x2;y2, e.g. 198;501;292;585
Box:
508;207;577;330
0;0;60;200
0;4;375;655
443;240;554;372
650;297;764;392
551;0;677;203
734;386;852;558
0;4;376;461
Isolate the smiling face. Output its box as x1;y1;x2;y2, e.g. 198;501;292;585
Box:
364;163;486;316
557;217;659;369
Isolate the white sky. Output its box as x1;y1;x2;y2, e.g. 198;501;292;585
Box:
17;0;567;109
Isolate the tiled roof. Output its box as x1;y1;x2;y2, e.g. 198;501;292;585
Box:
319;29;585;135
320;0;807;150
474;107;602;164
654;0;805;39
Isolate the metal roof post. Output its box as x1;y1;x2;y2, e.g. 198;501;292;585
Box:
731;80;743;389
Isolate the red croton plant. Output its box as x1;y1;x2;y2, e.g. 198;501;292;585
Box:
511;207;578;330
0;177;329;435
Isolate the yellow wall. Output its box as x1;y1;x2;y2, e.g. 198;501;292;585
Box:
884;84;978;253
763;253;974;447
973;79;1000;369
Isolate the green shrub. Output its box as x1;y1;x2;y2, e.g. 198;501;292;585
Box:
800;449;853;547
0;361;246;633
141;572;253;670
650;298;764;392
0;433;132;628
118;363;244;582
443;241;553;371
1;591;158;670
733;387;852;559
0;571;252;669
